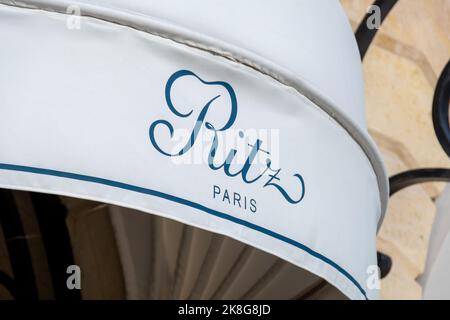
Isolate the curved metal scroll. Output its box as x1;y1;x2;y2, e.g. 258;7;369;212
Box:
357;0;450;279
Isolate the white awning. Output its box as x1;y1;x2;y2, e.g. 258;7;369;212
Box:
0;0;388;299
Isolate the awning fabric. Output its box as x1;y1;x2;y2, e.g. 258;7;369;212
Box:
0;0;388;299
108;203;347;299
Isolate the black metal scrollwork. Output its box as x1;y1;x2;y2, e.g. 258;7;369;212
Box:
356;0;450;279
355;0;398;60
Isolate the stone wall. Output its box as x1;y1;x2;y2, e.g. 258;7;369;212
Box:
342;0;450;299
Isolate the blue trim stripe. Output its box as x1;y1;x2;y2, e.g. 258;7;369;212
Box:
0;163;367;299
